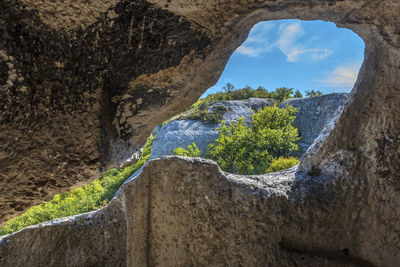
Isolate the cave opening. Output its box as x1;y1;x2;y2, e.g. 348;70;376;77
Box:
150;19;365;175
2;1;399;265
0;19;366;236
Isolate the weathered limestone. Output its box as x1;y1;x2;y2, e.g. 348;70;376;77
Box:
150;98;273;159
279;93;349;154
0;0;399;265
0;156;387;266
151;94;347;160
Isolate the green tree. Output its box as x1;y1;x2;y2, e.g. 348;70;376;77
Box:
173;142;202;157
254;86;269;98
294;90;303;98
251;105;300;158
305;90;323;97
222;82;235;93
206;118;270;174
269;87;294;102
206;105;300;175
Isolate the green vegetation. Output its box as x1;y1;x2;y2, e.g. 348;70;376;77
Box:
207;105;300;174
305;90;323;97
173;142;202;157
1;84;310;235
173;105;300;175
0;135;155;236
207;117;268;174
266;156;300;173
174;104;227;124
201;83;298;103
198;83;325;102
294;90;303;98
170;84;314;126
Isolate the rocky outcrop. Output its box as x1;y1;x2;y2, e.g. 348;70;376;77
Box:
0;156;397;266
151;94;347;160
279;93;349;154
150;98;273;159
0;0;399;264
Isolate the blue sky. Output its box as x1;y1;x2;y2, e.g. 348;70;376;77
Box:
203;20;365;96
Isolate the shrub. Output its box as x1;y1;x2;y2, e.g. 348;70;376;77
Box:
200;84;296;103
268;87;294;102
0;135;155;236
305;90;323;97
251;105;300;158
266;157;299;173
206;105;300;175
206;117;270;174
174;104;227;124
293;90;303;98
173;142;202;157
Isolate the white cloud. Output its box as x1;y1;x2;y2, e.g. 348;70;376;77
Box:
236;22;275;57
236;21;332;62
236;45;263;57
317;63;362;88
277;22;331;62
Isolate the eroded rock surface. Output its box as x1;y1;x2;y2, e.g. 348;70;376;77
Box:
150;98;273;159
279;93;349;154
0;1;399;264
0;156;396;266
151;94;347;159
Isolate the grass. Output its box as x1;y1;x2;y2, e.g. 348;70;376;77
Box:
0;85;306;236
0;135;155;236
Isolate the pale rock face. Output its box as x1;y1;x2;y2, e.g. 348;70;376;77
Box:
150;98;273;159
150;120;219;159
0;0;399;265
279;93;349;155
151;94;347;160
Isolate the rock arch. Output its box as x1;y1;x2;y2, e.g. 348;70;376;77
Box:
0;1;399;265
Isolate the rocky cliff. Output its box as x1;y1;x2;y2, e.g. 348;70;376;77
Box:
150;97;273;159
0;0;399;265
278;93;349;154
151;94;348;160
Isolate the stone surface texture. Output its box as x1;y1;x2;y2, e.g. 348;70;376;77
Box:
279;93;349;154
151;94;347;159
150;98;273;159
0;157;382;266
0;0;399;266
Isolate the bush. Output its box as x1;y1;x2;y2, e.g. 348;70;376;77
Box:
0;135;155;236
293;90;303;98
206;117;269;174
268;87;294;102
251;105;300;158
200;84;296;103
174;103;227;125
173;142;202;157
266;157;299;173
305;90;323;97
171;84;302;126
206;105;300;175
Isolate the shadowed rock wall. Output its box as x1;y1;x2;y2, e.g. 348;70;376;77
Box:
0;157;395;266
0;1;399;264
